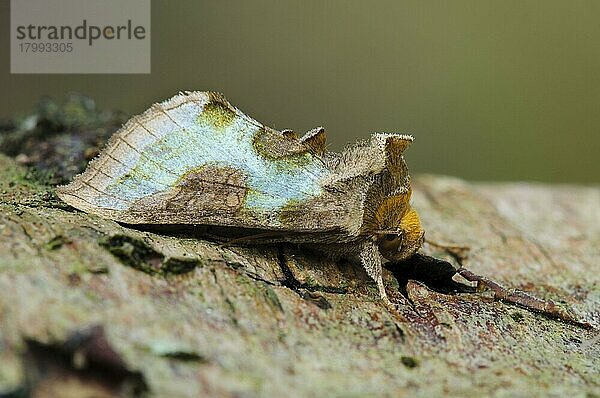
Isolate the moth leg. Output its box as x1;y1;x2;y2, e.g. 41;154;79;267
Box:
359;242;395;309
424;239;470;264
457;268;592;329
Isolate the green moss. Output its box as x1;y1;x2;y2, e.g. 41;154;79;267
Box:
68;260;88;275
261;285;284;313
100;234;201;276
99;234;162;274
162;257;201;274
400;356;420;368
510;311;525;323
0;155;44;190
44;235;69;251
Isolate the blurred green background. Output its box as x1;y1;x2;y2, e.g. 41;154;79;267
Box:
1;0;598;182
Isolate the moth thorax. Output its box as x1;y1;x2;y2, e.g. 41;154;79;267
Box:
372;192;410;232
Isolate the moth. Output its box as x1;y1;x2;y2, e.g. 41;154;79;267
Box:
56;91;589;326
57;91;421;307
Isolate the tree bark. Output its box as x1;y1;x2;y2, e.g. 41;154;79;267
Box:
0;153;598;397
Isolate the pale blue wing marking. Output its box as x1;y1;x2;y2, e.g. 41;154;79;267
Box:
95;97;329;214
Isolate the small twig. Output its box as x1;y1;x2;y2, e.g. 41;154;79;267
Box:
457;268;594;329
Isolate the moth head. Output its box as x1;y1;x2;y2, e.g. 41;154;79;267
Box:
376;209;424;262
373;189;425;262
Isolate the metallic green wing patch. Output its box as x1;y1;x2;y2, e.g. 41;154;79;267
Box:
61;92;329;214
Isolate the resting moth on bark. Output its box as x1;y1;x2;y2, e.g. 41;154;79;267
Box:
56;91;591;327
57;91;422;307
